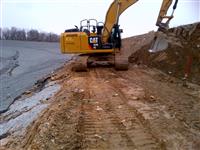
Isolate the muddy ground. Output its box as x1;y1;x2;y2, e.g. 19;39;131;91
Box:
1;22;200;150
1;61;200;150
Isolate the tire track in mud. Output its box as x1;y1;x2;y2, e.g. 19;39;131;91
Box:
67;69;132;150
109;67;200;149
58;91;86;150
69;69;160;149
88;69;137;149
73;70;113;149
70;70;109;149
88;68;162;150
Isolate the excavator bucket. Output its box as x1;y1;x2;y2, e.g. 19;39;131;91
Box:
149;32;169;53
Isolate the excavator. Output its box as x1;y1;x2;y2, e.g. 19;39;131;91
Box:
60;0;178;71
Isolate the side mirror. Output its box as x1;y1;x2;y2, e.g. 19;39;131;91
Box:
75;25;78;29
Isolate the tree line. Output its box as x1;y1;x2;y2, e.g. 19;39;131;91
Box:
0;27;59;42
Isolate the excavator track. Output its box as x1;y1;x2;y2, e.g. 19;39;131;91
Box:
114;53;129;70
72;53;129;71
72;55;89;72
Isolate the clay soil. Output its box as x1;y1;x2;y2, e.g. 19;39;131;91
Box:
1;61;200;150
1;22;200;150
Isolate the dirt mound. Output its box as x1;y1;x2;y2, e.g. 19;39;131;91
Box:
125;22;200;84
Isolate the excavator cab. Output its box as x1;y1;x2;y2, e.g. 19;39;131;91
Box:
80;19;97;34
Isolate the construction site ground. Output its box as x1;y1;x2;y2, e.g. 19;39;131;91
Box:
1;22;200;150
1;61;200;150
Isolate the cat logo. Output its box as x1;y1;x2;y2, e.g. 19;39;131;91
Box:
89;37;98;44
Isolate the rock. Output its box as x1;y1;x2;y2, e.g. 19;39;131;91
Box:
51;139;55;143
121;119;126;124
149;95;156;102
134;64;138;68
48;82;55;86
96;106;103;111
73;88;84;93
132;96;139;100
79;89;84;93
40;99;47;103
24;90;31;95
51;77;56;81
113;93;119;97
150;95;155;99
168;71;172;74
118;105;122;109
121;119;132;129
94;134;104;141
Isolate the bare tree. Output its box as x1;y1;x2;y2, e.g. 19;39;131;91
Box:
45;33;51;42
38;32;47;41
1;27;59;42
50;33;59;42
10;27;18;40
27;29;39;41
46;32;59;42
2;28;10;40
16;29;26;40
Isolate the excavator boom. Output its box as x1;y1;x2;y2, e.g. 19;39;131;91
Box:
102;0;139;43
102;0;178;45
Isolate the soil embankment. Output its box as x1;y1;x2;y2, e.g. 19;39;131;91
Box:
127;22;200;84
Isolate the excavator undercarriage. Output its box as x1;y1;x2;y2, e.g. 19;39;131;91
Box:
72;53;129;71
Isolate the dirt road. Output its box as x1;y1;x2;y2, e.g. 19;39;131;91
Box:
2;62;200;150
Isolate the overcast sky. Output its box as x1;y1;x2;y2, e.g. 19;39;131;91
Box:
1;0;199;38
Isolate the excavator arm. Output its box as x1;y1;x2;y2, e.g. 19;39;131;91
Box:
102;0;139;44
102;0;178;44
156;0;178;31
151;0;179;52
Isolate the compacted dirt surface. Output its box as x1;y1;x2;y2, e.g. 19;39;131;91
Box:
1;22;200;150
2;62;200;150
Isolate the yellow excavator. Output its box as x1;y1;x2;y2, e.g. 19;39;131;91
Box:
60;0;178;71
